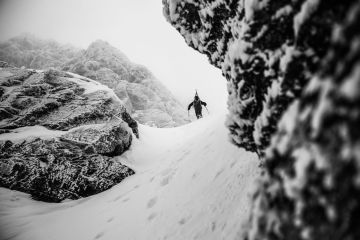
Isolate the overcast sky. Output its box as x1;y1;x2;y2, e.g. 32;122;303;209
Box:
0;0;228;112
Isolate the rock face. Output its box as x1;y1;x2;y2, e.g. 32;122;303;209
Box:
163;0;353;154
63;40;189;127
164;0;360;239
247;6;360;240
0;36;189;128
0;65;137;202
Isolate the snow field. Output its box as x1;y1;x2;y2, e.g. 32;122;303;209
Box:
0;113;259;240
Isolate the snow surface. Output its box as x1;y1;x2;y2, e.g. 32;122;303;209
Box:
0;113;259;240
65;72;126;107
0;126;65;143
0;70;13;78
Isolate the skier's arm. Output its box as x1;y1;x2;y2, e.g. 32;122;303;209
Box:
188;102;193;110
201;101;207;106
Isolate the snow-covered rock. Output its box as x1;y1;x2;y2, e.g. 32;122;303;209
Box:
247;4;360;240
0;65;136;202
63;40;189;128
163;0;353;154
0;36;189;128
163;0;360;239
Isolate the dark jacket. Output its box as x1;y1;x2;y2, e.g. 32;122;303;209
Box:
188;98;207;118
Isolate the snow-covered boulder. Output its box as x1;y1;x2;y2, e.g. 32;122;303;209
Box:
163;0;360;239
0;65;136;202
60;121;132;156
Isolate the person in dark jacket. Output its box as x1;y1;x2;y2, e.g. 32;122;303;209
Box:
188;92;207;119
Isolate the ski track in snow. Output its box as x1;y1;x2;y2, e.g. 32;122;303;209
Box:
0;113;259;240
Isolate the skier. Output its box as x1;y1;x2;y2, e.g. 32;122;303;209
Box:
188;91;208;119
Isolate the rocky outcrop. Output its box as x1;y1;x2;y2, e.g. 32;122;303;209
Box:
246;5;360;240
0;65;137;202
163;0;360;239
163;0;353;154
62;40;189;128
0;36;189;128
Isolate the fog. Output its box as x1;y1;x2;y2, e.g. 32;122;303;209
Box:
0;0;228;112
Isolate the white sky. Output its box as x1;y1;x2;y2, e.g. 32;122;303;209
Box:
0;0;228;111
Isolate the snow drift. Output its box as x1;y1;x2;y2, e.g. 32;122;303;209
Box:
0;113;259;240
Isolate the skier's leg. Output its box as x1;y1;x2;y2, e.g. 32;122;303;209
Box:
195;109;200;119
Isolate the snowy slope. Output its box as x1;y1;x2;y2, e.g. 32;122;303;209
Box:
0;113;259;240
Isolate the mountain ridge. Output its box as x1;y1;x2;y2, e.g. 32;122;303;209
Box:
0;34;188;127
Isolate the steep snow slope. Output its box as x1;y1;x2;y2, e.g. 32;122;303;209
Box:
0;113;259;240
